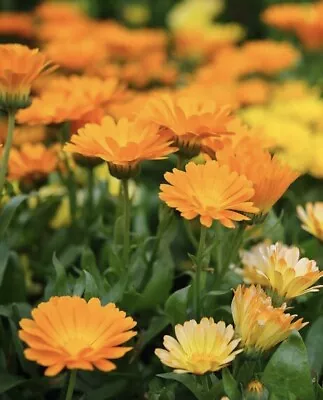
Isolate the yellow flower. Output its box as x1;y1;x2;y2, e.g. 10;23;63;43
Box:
247;380;265;394
0;44;55;110
232;285;307;353
159;161;258;228
241;242;323;300
155;318;242;374
167;0;224;32
297;202;323;241
50;196;72;230
19;296;137;376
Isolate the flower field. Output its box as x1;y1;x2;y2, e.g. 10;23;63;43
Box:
0;0;323;399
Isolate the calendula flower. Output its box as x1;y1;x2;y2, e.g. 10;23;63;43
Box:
19;296;137;376
0;12;34;38
232;285;306;353
0;119;46;146
45;39;107;72
8;143;58;184
297;202;323;241
35;2;86;22
155;318;242;374
140;94;233;157
64;116;177;179
0;44;55;110
159;161;258;228
217;138;299;213
237;79;271;106
241;40;300;75
241;242;323;300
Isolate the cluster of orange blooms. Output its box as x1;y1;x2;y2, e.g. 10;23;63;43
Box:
0;0;322;384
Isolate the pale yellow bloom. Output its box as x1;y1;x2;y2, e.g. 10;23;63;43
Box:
155;318;242;374
50;197;72;230
297;202;323;241
241;242;323;300
232;285;306;352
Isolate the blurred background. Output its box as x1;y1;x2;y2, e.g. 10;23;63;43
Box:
0;0;316;39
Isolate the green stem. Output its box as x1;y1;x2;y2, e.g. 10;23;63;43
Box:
220;224;245;278
122;179;131;269
0;110;16;196
194;226;207;320
65;369;77;400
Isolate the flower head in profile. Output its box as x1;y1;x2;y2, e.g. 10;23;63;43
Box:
0;44;55;110
64;116;177;179
159;161;258;228
19;296;136;376
297;202;323;242
139;94;233;157
155;318;242;374
232;285;307;353
241;242;323;301
0;12;34;38
217;137;299;214
8;143;58;185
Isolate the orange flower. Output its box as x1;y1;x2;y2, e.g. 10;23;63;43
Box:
0;44;55;110
64;116;177;178
241;40;300;75
232;285;306;353
217;138;299;213
297;202;323;241
159;161;258;228
19;296;137;376
0;12;34;38
8;143;58;182
139;94;233;157
0;119;46;146
37;19;92;42
35;2;86;22
237;79;271;106
45;39;107;72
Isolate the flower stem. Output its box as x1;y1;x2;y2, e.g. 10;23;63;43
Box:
0;109;16;196
122;179;131;269
194;226;207;320
86;167;94;222
65;369;77;400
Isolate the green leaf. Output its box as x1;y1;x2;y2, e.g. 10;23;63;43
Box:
165;286;190;325
0;195;27;238
0;252;26;304
0;242;10;286
0;373;26;394
263;331;315;400
52;253;68;296
137;315;169;353
84;380;127;399
305;316;323;376
222;368;240;400
83;270;99;300
158;373;204;400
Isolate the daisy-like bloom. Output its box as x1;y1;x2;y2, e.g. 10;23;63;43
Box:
297;202;323;241
45;39;107;72
241;242;323;300
8;143;58;183
0;12;34;38
19;296;137;376
64;116;177;179
0;119;46;146
231;285;307;353
159;161;258;228
139;94;233;157
0;44;55;110
155;318;242;374
241;40;300;75
217;137;299;214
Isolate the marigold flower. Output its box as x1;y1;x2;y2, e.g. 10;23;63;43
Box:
231;285;306;353
35;2;86;22
217;138;299;213
140;94;233;157
155;318;242;374
8;143;58;183
241;242;323;300
0;12;34;38
159;161;258;228
0;119;46;146
19;296;136;376
64;116;177;179
297;202;323;241
237;79;271;106
241;40;300;75
0;44;55;110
